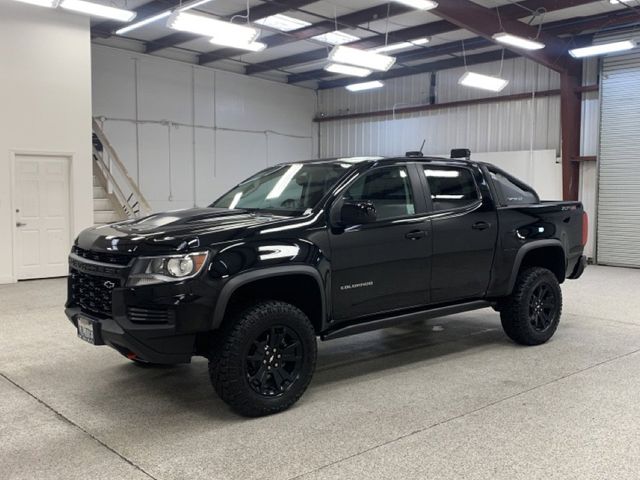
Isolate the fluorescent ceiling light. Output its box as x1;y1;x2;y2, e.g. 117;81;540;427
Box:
178;0;214;10
458;71;509;92
329;45;396;71
12;0;58;7
392;0;438;10
324;63;372;77
312;30;360;45
346;80;385;92
209;38;266;51
116;11;170;35
255;14;311;32
167;11;259;43
492;32;545;50
115;0;215;35
569;40;636;58
60;0;136;21
372;37;429;54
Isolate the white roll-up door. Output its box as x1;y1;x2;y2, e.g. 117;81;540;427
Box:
597;48;640;267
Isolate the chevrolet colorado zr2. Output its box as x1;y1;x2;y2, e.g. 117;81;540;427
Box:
65;151;587;416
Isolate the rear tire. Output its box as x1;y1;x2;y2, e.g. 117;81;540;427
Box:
209;301;317;417
500;267;562;346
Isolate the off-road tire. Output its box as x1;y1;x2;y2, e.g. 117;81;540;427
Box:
500;267;562;346
209;301;317;417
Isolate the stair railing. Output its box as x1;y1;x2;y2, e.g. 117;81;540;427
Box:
92;118;152;219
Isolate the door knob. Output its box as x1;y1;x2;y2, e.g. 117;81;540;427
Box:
16;222;26;227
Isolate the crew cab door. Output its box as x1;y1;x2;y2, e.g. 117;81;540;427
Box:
329;164;432;321
421;164;498;303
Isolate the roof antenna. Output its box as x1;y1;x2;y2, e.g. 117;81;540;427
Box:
406;139;426;158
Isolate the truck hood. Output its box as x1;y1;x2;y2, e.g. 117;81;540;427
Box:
75;208;296;254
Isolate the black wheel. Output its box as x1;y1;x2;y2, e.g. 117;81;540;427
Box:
500;267;562;346
209;301;317;417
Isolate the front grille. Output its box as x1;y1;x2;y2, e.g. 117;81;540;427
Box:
72;246;132;266
127;307;173;325
69;270;120;317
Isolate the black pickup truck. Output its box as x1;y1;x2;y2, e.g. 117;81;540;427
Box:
66;151;587;416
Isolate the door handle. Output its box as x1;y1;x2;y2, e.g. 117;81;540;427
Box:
16;222;27;227
472;221;491;231
405;230;426;240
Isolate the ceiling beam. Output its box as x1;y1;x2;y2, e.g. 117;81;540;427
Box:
315;88;561;123
197;2;414;65
543;7;640;36
246;0;600;76
428;0;579;74
91;0;180;38
146;0;318;54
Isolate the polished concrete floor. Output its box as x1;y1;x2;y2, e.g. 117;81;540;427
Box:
1;265;640;479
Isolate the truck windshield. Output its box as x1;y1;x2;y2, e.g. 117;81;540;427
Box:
211;163;351;215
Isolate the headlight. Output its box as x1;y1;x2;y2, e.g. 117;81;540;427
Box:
127;252;209;286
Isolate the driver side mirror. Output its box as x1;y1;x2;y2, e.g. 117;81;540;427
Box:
340;201;377;226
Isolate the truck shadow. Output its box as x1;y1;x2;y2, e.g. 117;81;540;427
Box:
313;316;509;386
103;313;512;420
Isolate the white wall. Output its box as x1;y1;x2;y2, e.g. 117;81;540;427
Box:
469;150;561;201
0;2;93;284
318;57;561;157
92;46;317;212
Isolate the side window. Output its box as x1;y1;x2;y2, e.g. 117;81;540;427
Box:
343;166;416;220
489;169;539;205
424;166;480;211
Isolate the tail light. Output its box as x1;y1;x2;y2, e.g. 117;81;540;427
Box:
582;211;589;246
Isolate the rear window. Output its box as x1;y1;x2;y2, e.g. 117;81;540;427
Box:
424;166;480;211
489;168;539;205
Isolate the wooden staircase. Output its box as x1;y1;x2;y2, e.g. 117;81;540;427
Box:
92;118;152;225
93;168;124;225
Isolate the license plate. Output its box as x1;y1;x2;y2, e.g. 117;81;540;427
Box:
77;316;96;345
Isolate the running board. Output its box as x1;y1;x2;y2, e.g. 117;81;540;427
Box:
321;300;492;341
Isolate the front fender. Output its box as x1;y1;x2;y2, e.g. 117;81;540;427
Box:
211;265;327;330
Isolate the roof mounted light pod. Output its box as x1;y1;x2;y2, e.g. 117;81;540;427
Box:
451;148;471;160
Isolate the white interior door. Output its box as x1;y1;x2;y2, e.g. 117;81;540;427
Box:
14;154;71;280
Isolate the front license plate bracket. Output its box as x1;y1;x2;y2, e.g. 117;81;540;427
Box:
77;316;103;345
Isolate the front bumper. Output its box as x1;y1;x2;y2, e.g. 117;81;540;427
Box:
65;307;195;364
66;251;223;364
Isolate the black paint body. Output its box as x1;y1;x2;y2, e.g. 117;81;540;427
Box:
65;156;586;363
